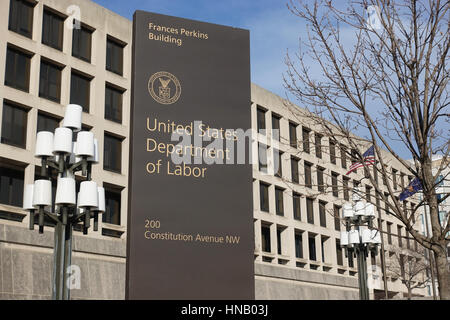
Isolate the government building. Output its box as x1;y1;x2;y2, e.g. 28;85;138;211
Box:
0;0;432;299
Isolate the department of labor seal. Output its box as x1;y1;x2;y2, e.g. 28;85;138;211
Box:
148;71;181;105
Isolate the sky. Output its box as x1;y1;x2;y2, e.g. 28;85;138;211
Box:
92;0;303;98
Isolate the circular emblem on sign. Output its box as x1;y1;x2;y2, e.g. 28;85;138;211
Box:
148;71;181;105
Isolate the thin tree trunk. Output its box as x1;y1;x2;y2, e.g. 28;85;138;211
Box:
407;287;412;300
434;247;450;300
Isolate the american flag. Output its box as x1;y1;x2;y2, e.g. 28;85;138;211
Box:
346;145;376;175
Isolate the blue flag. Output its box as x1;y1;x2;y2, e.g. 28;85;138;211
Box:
399;178;423;201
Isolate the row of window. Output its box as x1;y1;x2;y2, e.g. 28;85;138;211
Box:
1;101;124;173
260;223;352;268
259;182;342;231
257;106;413;191
0;160;122;229
5;46;124;123
8;0;125;74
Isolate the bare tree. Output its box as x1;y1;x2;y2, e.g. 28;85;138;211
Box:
283;0;450;299
385;245;431;299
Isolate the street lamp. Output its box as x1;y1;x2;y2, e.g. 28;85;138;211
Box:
22;104;105;300
340;188;381;300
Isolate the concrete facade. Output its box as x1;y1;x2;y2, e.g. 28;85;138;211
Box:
0;0;430;299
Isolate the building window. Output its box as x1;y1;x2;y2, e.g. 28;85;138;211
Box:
392;169;398;190
70;72;91;112
39;60;62;102
106;37;124;75
273;149;282;177
331;172;339;197
271;114;280;141
37;113;59;133
308;234;316;261
0;163;24;207
304;161;312;188
42;8;64;51
275;187;284;216
261;225;271;253
334;205;341;231
5;47;31;92
103;133;122;173
293;192;301;220
256;107;266;133
306;197;314;224
315;133;322;158
289;122;297;148
8;0;34;38
105;85;124;123
319;201;327;228
329;139;336;164
1;102;28;148
387;222;392;244
400;172;405;189
72;23;93;62
317;167;325;192
259;182;269;212
291;157;299;183
397;225;403;247
295;231;303;259
258;143;267;173
103;186;121;225
373;164;378;184
340;144;347;169
302;127;310;153
365;185;372;202
321;236;327;263
277;227;282;255
350;149;359;174
343;177;350;201
348;252;354;268
384;192;390;215
336;239;343;266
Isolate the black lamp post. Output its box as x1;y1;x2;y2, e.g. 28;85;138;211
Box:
22;104;105;300
340;188;381;300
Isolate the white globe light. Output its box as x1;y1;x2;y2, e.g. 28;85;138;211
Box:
32;180;52;207
76;131;95;157
343;203;354;219
364;203;376;218
361;228;372;244
340;231;349;246
87;138;99;163
371;229;382;244
348;230;360;245
23;184;35;210
62;104;82;132
355;201;366;216
55;177;76;206
35;131;54;158
53;127;73;154
78;181;98;208
96;187;106;212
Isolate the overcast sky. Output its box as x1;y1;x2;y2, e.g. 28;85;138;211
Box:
92;0;302;98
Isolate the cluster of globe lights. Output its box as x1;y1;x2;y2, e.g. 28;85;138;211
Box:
22;104;105;234
340;191;382;253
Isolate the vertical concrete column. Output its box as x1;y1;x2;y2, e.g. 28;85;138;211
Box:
254;219;262;262
270;222;276;261
286;226;296;267
268;184;275;214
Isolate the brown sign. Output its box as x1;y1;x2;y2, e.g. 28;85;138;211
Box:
126;10;254;299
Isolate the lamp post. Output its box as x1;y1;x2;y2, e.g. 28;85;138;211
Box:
340;188;381;300
22;104;105;300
